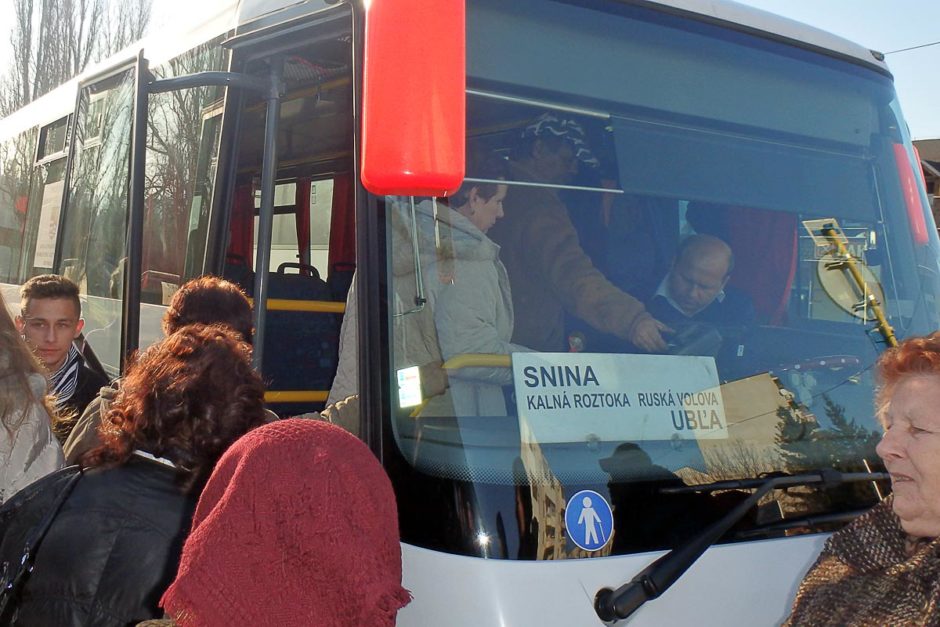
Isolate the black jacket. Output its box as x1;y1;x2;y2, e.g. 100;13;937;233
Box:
0;456;197;626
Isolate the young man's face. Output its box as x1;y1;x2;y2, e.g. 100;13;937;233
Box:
16;298;84;372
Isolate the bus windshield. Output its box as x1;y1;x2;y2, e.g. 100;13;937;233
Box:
383;0;939;559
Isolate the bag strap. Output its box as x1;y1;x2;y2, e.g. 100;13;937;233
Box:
0;469;83;607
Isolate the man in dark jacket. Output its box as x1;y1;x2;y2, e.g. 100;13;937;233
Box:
15;274;108;424
488;113;670;353
643;233;755;328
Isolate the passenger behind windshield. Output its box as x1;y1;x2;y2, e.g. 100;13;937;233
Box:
638;233;756;358
429;153;532;416
643;234;753;327
487;112;670;354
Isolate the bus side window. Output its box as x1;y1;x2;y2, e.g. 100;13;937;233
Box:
0;132;36;282
133;40;227;358
0;117;69;284
57;68;137;377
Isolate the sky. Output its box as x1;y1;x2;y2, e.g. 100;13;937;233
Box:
0;0;938;138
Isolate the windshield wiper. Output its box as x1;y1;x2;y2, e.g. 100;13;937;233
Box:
593;469;889;623
734;508;871;540
657;469;883;494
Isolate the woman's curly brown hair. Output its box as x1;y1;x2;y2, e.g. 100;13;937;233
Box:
83;323;267;492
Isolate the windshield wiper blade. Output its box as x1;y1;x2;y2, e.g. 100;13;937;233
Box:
734;508;871;540
594;469;888;623
658;469;886;494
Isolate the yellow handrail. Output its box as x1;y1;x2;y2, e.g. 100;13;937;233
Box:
265;390;330;403
248;298;346;313
253;298;343;405
442;353;512;369
408;354;512;417
263;356;507;408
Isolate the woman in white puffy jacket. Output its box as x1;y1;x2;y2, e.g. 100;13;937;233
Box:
428;155;531;417
328;155;529;418
0;291;64;503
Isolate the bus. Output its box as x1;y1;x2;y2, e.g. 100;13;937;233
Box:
0;0;935;623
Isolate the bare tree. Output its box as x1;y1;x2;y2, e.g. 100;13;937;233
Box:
0;0;153;116
103;0;152;57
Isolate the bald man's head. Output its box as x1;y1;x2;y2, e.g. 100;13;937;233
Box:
667;234;733;316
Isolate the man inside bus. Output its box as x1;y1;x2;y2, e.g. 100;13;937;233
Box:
15;274;109;428
644;233;755;328
488;112;670;353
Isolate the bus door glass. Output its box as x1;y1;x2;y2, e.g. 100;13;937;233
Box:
58;61;141;377
137;38;228;352
383;0;940;562
223;6;354;415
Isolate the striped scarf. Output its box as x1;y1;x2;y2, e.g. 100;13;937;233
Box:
49;344;81;409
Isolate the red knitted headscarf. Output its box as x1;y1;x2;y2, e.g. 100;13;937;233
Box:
161;419;411;626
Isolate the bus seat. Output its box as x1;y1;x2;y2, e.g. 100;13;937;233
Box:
277;261;319;278
261;265;340;416
141;270;180;305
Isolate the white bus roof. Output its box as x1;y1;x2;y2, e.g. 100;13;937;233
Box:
659;0;886;69
234;0;887;71
0;0;889;142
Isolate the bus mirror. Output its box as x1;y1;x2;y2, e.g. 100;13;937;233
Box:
360;0;465;197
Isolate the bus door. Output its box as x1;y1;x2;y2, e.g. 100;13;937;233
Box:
56;56;146;376
56;36;233;377
133;39;228;360
220;4;355;416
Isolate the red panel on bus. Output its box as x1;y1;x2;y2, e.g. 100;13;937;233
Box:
893;143;929;246
360;0;465;197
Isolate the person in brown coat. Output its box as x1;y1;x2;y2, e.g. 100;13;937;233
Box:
487;113;669;353
786;332;940;625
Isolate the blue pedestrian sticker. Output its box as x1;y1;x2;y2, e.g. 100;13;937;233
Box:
565;490;613;551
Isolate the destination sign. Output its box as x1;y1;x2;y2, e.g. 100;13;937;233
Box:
512;352;728;444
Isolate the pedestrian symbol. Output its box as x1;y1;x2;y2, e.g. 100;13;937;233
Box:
565;490;613;551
